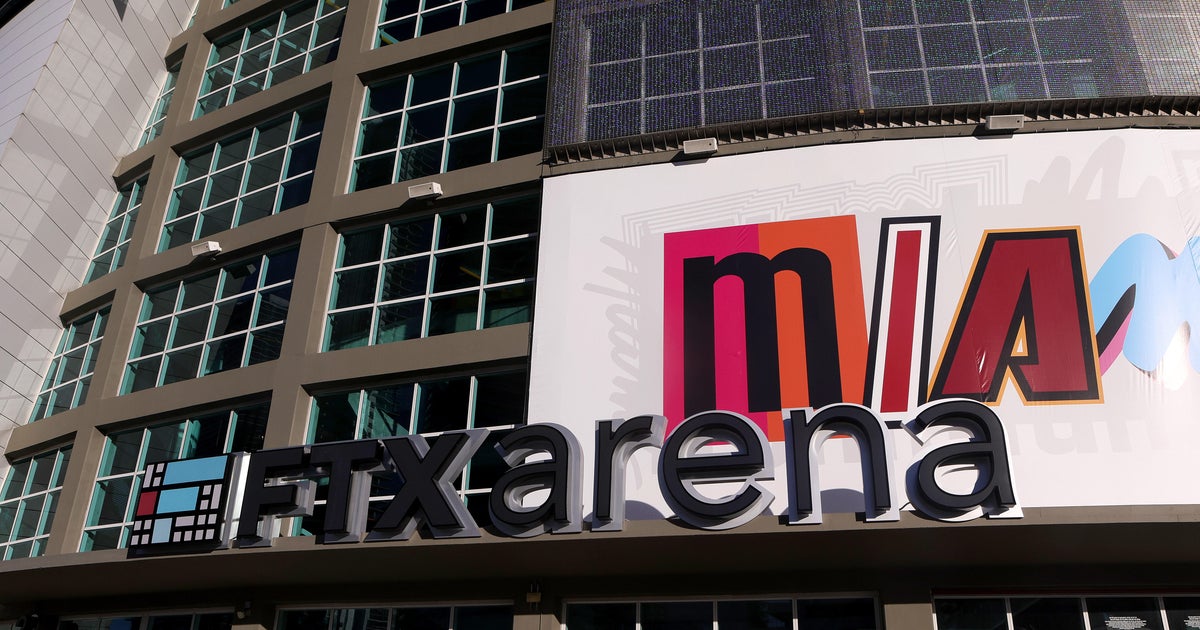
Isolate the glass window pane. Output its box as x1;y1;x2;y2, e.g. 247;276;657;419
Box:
433;248;483;292
204;335;247;375
717;600;792;630
341;227;385;267
381;258;430;300
333;266;380;309
642;602;712;630
1010;598;1083;630
934;599;1007;630
566;604;635;630
388;218;435;257
103;431;144;476
231;404;270;452
457;55;501;94
455;606;512;630
1086;598;1163;630
392;608;448;630
796;598;878;630
473;371;527;427
327;309;373;350
312;392;361;442
415;377;471;433
90;477;134;525
428;293;478;335
1;461;30;500
362;385;414;437
446;131;493;170
376;301;425;344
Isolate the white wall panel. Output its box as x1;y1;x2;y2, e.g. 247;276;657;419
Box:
0;0;191;461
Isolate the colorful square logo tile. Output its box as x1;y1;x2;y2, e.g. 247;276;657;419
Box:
128;454;234;549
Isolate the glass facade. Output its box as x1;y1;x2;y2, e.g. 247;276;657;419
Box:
87;177;147;283
351;42;548;191
29;308;109;422
565;597;879;630
195;0;345;117
858;0;1138;106
59;612;234;630
123;249;297;393
376;0;540;47
278;607;513;630
303;368;527;530
140;66;179;146
934;596;1200;630
0;446;70;560
325;194;538;350
80;404;268;551
547;0;1200;145
162;104;325;251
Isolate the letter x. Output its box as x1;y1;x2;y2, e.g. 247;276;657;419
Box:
370;429;487;540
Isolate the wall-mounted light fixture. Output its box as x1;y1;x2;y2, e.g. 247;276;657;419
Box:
190;241;221;258
682;137;718;156
985;114;1026;132
408;181;443;199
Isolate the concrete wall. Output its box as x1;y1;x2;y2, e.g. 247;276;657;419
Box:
0;0;191;464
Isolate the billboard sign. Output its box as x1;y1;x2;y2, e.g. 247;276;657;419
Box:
531;128;1200;524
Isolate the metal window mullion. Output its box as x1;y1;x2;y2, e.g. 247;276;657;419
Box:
697;11;706;125
422;218;443;337
408;382;420;435
355;389;368;440
367;259;384;345
755;4;767;118
476;205;496;329
1021;2;1053;97
224;409;238;453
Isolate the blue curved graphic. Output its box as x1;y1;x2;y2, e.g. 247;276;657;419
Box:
1090;234;1200;374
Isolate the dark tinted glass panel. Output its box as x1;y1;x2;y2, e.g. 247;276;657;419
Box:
642;602;711;630
934;598;1007;630
567;604;635;630
796;598;878;630
1087;598;1163;630
717;600;792;629
1010;598;1083;630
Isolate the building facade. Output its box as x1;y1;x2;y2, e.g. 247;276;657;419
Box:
2;0;1200;629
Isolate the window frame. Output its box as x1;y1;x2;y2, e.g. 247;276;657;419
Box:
122;248;298;394
323;193;539;351
161;104;326;252
29;307;110;422
194;0;346;117
0;445;72;560
350;41;549;192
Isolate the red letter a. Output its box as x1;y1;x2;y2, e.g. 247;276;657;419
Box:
930;229;1101;403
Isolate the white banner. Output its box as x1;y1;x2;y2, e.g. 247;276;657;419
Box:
530;128;1200;522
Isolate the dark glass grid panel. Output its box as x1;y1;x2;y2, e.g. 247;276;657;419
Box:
195;0;345;117
0;447;71;560
547;0;1199;144
29;308;110;422
140;66;178;146
123;250;297;393
162;105;325;252
351;43;547;191
87;177;147;283
377;0;541;47
566;598;879;630
326;195;538;350
278;607;512;630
